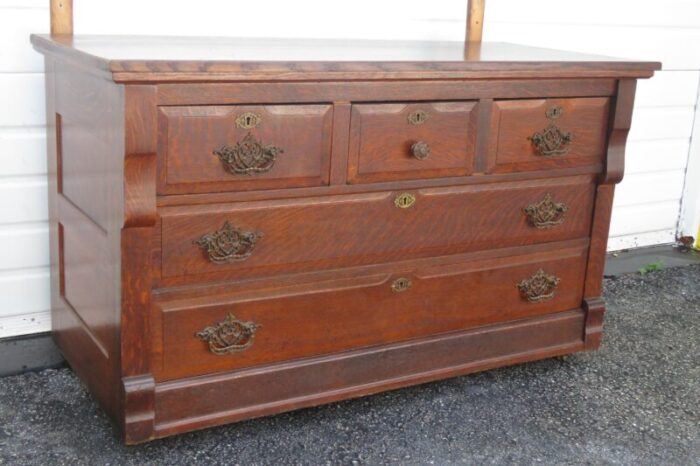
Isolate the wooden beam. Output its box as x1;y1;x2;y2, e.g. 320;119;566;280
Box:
50;0;73;35
466;0;485;43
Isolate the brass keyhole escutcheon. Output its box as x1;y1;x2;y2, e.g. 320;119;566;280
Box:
545;105;564;120
391;277;412;293
235;112;262;129
407;110;429;125
394;192;416;209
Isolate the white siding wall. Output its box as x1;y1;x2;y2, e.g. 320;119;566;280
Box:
1;0;698;338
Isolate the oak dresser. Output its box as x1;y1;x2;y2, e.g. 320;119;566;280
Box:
31;34;660;443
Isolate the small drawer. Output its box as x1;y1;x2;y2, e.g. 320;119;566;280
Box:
158;176;595;283
153;244;588;380
488;97;610;173
158;104;333;194
347;101;478;183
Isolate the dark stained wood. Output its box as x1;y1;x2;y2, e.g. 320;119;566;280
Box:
159;176;596;283
579;79;639;348
153;309;585;439
30;35;661;83
347;101;478;183
33;31;656;443
158;104;333;194
45;57;124;429
156;243;588;381
156;79;618;106
155;164;603;208
488;97;610;174
329;102;352;185
120;85;159;443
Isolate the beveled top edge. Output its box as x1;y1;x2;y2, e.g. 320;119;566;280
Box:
31;34;661;82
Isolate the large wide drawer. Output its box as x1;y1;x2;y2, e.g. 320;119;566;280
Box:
158;104;333;194
159;175;595;282
153;243;588;380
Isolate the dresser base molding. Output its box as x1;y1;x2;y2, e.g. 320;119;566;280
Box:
139;309;586;443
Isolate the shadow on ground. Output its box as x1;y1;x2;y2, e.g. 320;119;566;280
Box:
1;265;698;466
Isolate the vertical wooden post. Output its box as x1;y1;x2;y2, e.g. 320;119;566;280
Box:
50;0;73;35
466;0;485;43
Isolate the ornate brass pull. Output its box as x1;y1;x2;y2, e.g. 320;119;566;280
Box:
530;124;572;156
391;277;412;292
529;105;572;156
517;269;560;303
194;220;262;264
523;193;568;229
213;132;283;175
411;141;431;160
196;313;261;355
394;192;416;209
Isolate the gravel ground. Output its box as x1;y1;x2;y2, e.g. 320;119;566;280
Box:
1;265;698;466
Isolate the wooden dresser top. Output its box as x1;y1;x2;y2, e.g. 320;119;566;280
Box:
31;35;660;82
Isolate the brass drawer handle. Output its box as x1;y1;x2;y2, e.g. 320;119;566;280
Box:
391;277;412;292
394;192;416;209
196;313;261;355
411;141;431;160
529;105;572;156
517;269;560;303
213;132;283;175
523;193;568;229
530;124;572;156
194;220;262;264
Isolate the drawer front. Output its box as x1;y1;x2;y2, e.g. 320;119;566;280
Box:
160;176;595;281
348;102;478;183
154;244;588;380
489;97;609;173
158;104;333;194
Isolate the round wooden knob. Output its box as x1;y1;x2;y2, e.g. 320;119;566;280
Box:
411;141;431;160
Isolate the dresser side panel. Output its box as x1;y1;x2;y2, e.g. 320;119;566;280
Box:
48;58;125;421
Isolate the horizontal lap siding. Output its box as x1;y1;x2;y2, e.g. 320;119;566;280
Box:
0;2;49;337
0;0;698;337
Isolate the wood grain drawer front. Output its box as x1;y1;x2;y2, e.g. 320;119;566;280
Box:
348;102;478;183
160;176;595;281
489;97;610;173
155;244;588;380
158;105;333;194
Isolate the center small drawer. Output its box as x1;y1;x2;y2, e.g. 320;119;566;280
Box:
347;101;478;183
153;243;588;381
158;104;333;194
158;176;595;283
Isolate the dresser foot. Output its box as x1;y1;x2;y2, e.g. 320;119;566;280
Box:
122;375;156;444
583;297;606;350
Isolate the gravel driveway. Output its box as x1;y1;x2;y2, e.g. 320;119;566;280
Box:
1;265;698;465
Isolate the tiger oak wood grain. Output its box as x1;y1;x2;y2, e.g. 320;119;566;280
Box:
156;244;588;380
348;101;478;183
32;32;658;444
160;176;595;283
488;97;610;173
158;104;333;194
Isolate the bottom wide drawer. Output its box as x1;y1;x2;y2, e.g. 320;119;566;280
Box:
153;243;588;381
